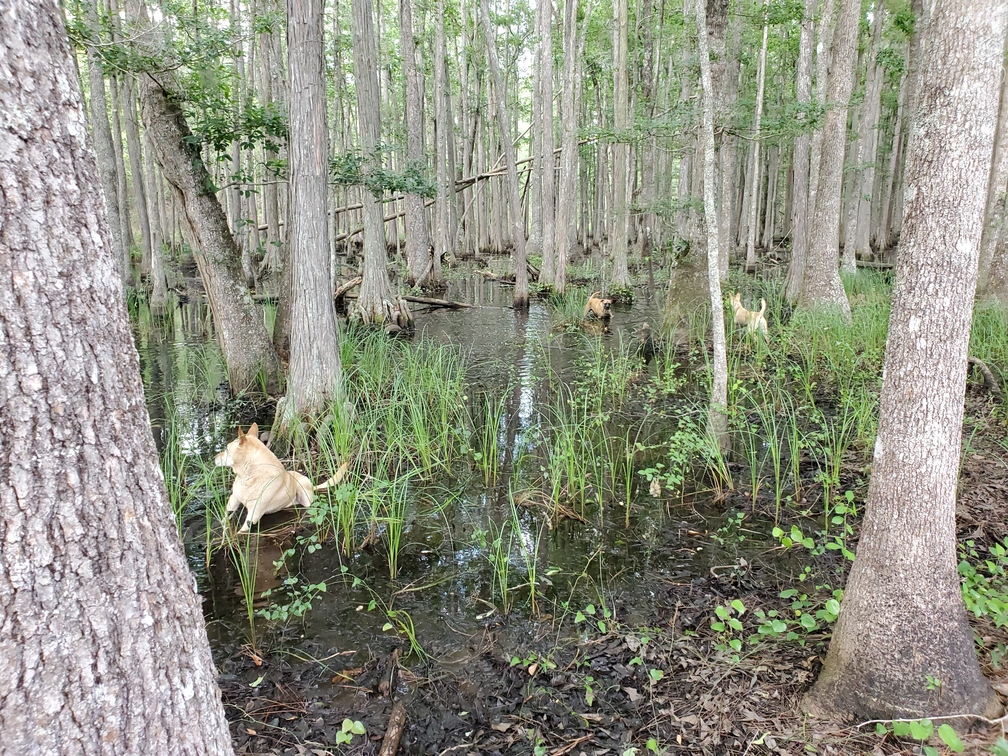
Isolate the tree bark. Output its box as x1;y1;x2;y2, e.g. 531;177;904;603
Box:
399;0;434;286
610;0;631;287
0;3;235;751
798;0;856;319
841;0;885;274
83;0;126;284
803;0;1008;720
539;0;557;289
745;10;769;273
124;0;281;391
785;0;816;302
554;0;580;293
276;0;343;430
122;76;154;279
479;0;529;306
352;0;410;326
978;30;1008;296
695;0;728;449
434;0;452;270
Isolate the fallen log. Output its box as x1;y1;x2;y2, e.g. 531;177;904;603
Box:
968;356;1004;396
334;275;362;299
340;291;476;309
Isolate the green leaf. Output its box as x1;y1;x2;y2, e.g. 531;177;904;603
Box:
991;736;1008;756
874;722;888;735
575;611;586;623
729;638;742;652
731;599;746;615
908;719;933;741
825;598;841;615
892;721;912;737
937;723;964;752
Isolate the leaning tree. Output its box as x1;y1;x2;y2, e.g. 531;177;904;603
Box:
0;1;234;751
803;0;1008;720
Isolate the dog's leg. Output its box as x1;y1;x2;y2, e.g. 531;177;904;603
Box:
226;492;242;513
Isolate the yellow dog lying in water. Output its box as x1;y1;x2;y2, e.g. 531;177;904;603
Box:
214;423;345;532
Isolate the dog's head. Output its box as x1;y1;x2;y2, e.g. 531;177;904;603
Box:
729;291;742;311
214;423;259;468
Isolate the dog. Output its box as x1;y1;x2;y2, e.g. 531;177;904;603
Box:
583;291;613;324
729;292;769;343
214;423;347;533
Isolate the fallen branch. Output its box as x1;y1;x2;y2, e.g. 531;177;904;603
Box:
334;275;362;299
342;292;475;309
378;700;408;756
968;356;1004;396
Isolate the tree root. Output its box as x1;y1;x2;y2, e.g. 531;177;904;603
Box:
968;356;1003;397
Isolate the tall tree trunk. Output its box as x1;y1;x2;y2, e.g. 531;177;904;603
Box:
803;0;1007;720
106;0;135;269
276;0;343;429
124;0;281;391
695;0;728;449
0;4;235;751
122;76;154;280
147;133;170;310
434;0;452;270
744;10;769;274
399;0;433;286
807;0;836;251
479;0;529;306
842;0;886;274
785;0;816;302
610;0;631;287
876;70;906;252
798;0;857;319
352;0;410;326
554;0;579;293
258;0;283;275
83;0;126;283
539;0;557;289
712;0;740;277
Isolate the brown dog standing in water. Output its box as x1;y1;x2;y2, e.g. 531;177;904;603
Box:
214;423;347;532
583;291;613;326
729;292;769;343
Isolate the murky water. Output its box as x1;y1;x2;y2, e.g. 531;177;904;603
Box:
133;272;775;684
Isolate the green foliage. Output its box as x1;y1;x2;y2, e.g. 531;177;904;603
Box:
331;148;436;199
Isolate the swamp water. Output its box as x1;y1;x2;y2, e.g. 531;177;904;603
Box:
133;274;807;752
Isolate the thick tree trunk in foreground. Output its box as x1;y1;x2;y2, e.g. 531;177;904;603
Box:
398;0;433;286
124;0;281;391
0;4;234;752
798;0;856;319
277;0;343;430
804;0;1007;721
695;0;728;449
480;0;529;306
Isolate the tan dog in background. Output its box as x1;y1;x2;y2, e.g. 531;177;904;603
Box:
214;423;346;532
583;291;613;324
729;292;769;343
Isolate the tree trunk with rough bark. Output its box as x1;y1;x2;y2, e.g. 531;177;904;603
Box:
480;0;529;306
978;32;1008;297
399;0;433;286
745;10;769;274
842;0;885;274
83;0;126;284
124;0;281;391
539;0;557;289
554;0;579;293
434;0;451;271
122;76;153;280
0;4;235;751
785;0;816;302
695;0;728;449
352;0;410;326
803;0;1008;721
610;0;630;288
798;0;856;319
276;0;343;430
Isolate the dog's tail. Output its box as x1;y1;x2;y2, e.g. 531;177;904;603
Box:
758;298;766;317
314;461;351;491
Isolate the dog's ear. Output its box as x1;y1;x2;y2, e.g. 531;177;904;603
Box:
247;422;259;440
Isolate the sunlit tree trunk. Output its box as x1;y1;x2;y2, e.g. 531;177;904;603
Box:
807;0;835;253
744;8;769;274
610;0;630;287
539;0;557;289
804;0;1007;720
799;0;856;319
0;4;235;751
399;0;433;286
479;0;529;306
785;0;816;302
694;0;728;448
554;0;579;293
434;0;452;269
842;0;885;274
276;0;343;430
124;0;281;391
